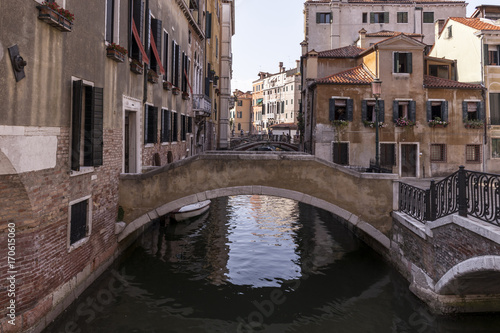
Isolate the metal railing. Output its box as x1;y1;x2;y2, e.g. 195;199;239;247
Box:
192;94;211;116
398;166;500;226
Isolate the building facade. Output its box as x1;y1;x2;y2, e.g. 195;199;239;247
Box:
0;0;233;330
429;15;500;172
231;90;252;134
303;34;485;178
303;0;466;53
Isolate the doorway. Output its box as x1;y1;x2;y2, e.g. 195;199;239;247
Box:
401;144;417;177
124;111;138;173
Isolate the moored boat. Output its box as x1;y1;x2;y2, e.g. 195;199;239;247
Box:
171;200;211;221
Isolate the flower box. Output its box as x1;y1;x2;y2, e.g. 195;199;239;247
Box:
363;120;386;128
395;117;415;127
331;120;349;129
147;70;159;84
163;81;172;90
182;92;190;100
172;87;180;95
106;49;125;62
428;117;448;128
464;119;484;129
37;3;74;32
130;60;143;74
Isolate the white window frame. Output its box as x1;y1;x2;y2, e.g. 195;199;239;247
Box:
67;195;92;252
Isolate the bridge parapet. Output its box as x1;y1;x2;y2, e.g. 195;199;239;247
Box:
118;151;398;246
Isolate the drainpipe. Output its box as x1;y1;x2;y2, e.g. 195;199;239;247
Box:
480;35;487;173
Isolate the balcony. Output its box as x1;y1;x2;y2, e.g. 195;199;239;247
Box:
193;94;212;117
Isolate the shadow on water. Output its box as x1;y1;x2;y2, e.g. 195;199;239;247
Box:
44;196;500;333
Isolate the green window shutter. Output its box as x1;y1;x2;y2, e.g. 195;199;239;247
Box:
153;106;158;144
144;105;149;144
384;12;389;23
379;100;385;122
394;52;399;73
347;99;354;121
462;101;468;121
71;80;83;171
407;53;413;73
426;101;432;121
409;101;416;121
206;11;212;38
478;101;484;120
370;12;375;23
484;43;489;65
151;18;162;74
329;98;336;122
330;12;333;24
393;100;399;122
442;101;449;122
92;87;104;166
361;100;367;121
132;0;144;62
316;12;320;23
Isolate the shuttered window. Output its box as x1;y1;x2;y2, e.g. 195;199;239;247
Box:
430;144;446;162
161;109;171;143
150;18;162;74
106;0;114;43
380;143;396;167
206;11;212;38
490;93;500;125
130;0;145;62
394;52;412;73
462;101;483;121
71;80;103;171
70;199;88;245
144;105;158;144
316;12;332;24
393;100;416;122
362;100;385;123
329;98;353;121
370;12;389;23
171;41;180;87
423;12;434;23
426;101;448;122
163;31;169;79
181;115;187;141
172;112;178;142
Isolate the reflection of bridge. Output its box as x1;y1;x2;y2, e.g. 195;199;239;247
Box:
118;152;500;314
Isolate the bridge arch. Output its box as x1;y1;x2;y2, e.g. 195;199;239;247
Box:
118;152;397;249
435;256;500;295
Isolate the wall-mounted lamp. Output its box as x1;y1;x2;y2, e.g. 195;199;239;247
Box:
8;45;27;82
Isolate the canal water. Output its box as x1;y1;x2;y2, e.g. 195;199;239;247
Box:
45;196;500;333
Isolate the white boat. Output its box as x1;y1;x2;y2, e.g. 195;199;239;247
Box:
171;200;211;221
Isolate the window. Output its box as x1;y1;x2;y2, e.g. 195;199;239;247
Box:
430;144;446;162
188;117;193;133
362;12;367;23
206;11;212;39
466;145;481;163
429;65;449;79
105;0;115;43
492;138;500;158
144;105;158;144
71;80;103;171
69;197;91;246
423;12;434;23
397;12;408;23
161;109;171;143
486;45;500;66
491;93;500;125
362;100;385;122
316;12;332;24
380;143;396;167
150;18;163;75
393;100;416;122
447;26;453;38
181;115;187;141
426;101;448;122
129;0;148;63
163;31;169;79
394;52;412;73
370;12;389;23
329;98;353;121
237;100;243;106
216;36;219;58
181;52;190;93
332;142;349;165
171;41;180;87
172;112;178;142
462;101;482;121
237;111;242;118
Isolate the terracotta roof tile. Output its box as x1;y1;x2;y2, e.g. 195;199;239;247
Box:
318;45;365;58
347;0;464;3
424;75;483;89
316;65;374;85
366;30;423;37
449;17;500;30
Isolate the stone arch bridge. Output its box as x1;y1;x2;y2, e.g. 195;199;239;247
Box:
117;151;500;313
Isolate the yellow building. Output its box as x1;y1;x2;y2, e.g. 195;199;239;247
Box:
231;90;252;135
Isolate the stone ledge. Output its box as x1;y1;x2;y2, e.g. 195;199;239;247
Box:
392;211;428;239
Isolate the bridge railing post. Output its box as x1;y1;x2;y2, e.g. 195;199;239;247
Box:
425;180;436;222
458;165;468;217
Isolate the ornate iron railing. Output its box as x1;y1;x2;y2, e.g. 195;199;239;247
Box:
398;182;427;222
398;167;500;226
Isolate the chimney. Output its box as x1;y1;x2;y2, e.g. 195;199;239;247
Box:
279;62;284;73
435;19;445;40
301;40;308;56
296;60;300;70
358;28;367;48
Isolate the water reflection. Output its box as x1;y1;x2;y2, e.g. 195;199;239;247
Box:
44;195;500;333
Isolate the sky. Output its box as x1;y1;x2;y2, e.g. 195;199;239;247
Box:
231;0;500;93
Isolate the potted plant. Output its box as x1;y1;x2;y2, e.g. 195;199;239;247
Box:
106;43;127;62
363;120;386;128
130;59;143;74
428;117;449;128
163;81;173;90
147;69;159;83
395;117;416;127
172;86;180;95
37;1;74;32
331;119;349;129
182;91;190;100
463;118;484;129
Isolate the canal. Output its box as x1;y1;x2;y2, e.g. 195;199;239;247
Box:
45;195;500;332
